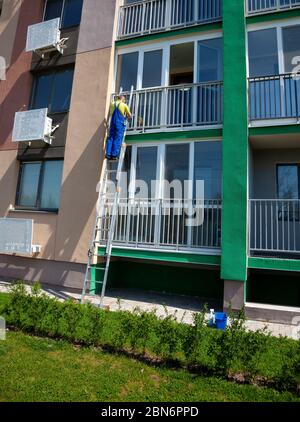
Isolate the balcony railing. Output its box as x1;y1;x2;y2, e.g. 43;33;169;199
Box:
118;82;223;133
98;198;222;252
249;199;300;256
248;74;300;123
247;0;300;15
118;0;222;39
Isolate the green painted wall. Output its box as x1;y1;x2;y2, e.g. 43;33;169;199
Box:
248;257;300;273
221;0;248;282
98;247;221;266
116;22;222;48
247;272;300;307
92;260;223;301
249;125;300;137
246;8;300;25
126;129;222;143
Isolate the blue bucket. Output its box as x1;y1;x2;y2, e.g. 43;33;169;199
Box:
214;312;228;331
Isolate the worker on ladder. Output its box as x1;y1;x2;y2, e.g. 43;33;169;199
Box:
106;94;132;161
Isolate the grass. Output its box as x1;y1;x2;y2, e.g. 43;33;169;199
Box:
0;293;9;309
0;330;299;402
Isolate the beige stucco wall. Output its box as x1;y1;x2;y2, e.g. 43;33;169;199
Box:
54;48;113;263
53;0;119;264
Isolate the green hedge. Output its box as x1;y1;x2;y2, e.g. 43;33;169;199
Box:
2;283;300;392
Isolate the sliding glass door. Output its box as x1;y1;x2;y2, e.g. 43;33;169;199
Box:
111;141;222;250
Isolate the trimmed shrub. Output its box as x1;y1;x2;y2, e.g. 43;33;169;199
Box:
2;282;299;392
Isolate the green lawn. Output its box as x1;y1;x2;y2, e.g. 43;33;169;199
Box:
0;331;299;402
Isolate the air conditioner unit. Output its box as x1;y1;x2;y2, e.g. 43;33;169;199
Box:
0;218;41;255
12;108;58;145
26;18;67;57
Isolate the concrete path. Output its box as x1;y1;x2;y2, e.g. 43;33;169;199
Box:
0;281;299;340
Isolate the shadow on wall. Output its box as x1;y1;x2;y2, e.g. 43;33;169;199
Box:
0;0;44;69
0;157;18;216
0;0;44;148
0;71;32;147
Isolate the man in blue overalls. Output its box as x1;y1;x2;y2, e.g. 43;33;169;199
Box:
106;95;132;161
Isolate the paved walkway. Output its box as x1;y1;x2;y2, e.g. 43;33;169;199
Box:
0;281;299;339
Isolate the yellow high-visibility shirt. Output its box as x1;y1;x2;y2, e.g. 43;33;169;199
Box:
110;100;130;117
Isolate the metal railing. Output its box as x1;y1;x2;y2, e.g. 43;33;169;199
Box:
118;0;222;39
247;0;300;15
99;198;222;251
117;82;223;133
249;199;300;255
248;74;300;122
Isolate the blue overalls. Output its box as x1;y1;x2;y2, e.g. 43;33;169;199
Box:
106;102;127;159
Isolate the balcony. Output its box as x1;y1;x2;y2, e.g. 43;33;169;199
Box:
248;74;300;125
247;0;300;15
98;198;222;253
249;199;300;257
118;0;222;40
119;82;223;134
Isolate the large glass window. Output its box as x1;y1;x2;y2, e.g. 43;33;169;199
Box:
17;162;41;208
164;144;190;199
198;38;223;82
40;161;64;209
17;161;64;211
135;147;158;198
277;165;299;200
194;141;222;199
44;0;83;29
282;25;300;73
142;50;163;88
116;52;139;92
31;68;74;113
248;29;279;77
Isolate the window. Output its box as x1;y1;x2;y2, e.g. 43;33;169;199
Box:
17;161;64;211
282;25;300;73
277;164;300;220
277;164;299;200
44;0;83;29
198;38;223;82
142;50;163;88
116;52;138;92
248;29;279;77
248;24;300;76
194;141;222;199
164;144;190;193
135;147;158;198
31;68;74;113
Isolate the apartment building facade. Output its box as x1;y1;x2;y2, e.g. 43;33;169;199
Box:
0;0;300;319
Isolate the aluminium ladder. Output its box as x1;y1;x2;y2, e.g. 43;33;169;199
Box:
81;87;134;307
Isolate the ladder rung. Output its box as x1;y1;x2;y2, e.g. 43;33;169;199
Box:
85;279;104;284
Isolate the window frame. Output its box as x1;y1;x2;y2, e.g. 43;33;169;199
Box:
114;32;223;92
30;66;74;114
247;18;300;77
125;140;222;201
43;0;83;30
16;160;64;213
